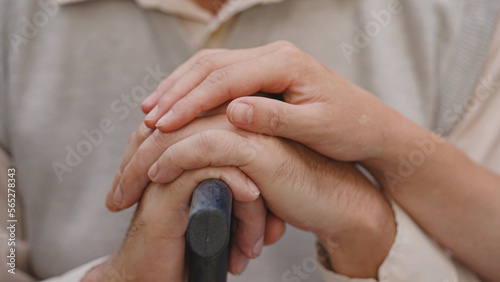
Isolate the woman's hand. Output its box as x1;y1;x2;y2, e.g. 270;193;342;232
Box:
141;40;412;166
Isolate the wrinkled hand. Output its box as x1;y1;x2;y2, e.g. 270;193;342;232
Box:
141;40;409;165
106;116;285;276
109;114;395;278
136;39;500;281
85;167;281;281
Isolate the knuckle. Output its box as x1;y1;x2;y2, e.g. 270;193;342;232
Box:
269;41;304;76
205;69;231;87
136;123;152;141
196;131;218;154
133;149;150;169
194;48;226;60
134;133;163;167
193;55;218;72
171;175;186;194
196;49;212;57
268;106;286;135
237;140;258;165
157;77;172;92
156;95;169;109
128;132;136;144
275;41;301;56
272;40;295;48
162;147;177;167
221;166;239;181
227;165;240;174
172;94;201;114
149;130;167;151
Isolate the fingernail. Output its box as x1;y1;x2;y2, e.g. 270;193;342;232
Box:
230;103;253;125
247;178;260;196
156;110;173;127
236;258;249;275
148;163;158;179
113;185;123;206
145;105;158;121
252;236;264;258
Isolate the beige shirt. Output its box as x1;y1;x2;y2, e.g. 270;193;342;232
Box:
1;0;499;281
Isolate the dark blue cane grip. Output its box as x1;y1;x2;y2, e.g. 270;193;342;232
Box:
186;179;233;282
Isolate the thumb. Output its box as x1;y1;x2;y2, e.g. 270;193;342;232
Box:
227;96;311;139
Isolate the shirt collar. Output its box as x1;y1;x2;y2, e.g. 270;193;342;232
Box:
57;0;284;24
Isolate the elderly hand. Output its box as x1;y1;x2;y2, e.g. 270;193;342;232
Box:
135;40;500;281
109;114;396;278
84;166;279;281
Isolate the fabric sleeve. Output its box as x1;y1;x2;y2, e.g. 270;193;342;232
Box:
317;199;481;282
42;256;110;282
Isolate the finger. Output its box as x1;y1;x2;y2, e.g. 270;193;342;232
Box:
142;49;226;115
138;166;262;236
113;115;234;211
147;129;317;226
140;90;162;114
228;240;249;275
151;43;286;129
264;212;286;246
195;92;274;118
227;96;317;138
153;167;261;276
117;166;262;280
233;196;266;258
117;181;189;281
154;50;300;132
196;101;230;118
148;130;259;184
121;123;155;173
173;166;261;202
107;123;154;210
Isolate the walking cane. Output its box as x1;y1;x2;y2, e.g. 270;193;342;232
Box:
186;179;233;282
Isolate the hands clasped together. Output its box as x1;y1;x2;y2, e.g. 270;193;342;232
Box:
86;41;409;281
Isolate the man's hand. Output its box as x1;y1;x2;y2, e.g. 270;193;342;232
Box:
110;114;396;278
85;167;282;281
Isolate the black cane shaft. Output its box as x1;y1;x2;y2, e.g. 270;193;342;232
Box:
187;179;233;282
